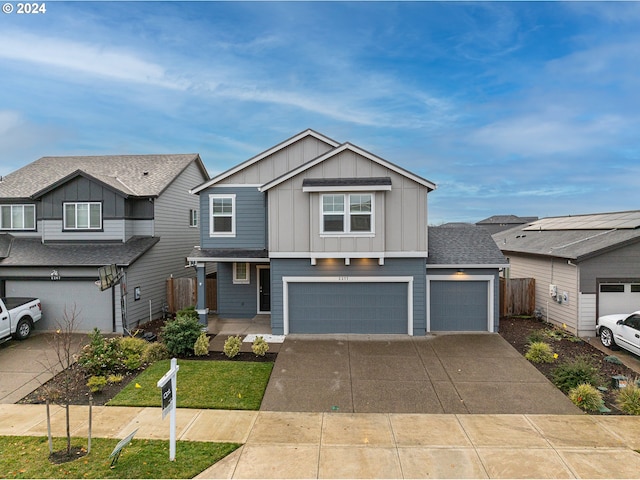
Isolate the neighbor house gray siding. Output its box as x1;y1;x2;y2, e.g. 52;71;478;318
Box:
199;186;267;249
269;257;427;335
121;161;206;328
579;242;640;293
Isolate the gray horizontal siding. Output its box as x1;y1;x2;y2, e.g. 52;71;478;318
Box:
200;187;266;249
270;257;426;335
216;262;257;318
42;219;125;241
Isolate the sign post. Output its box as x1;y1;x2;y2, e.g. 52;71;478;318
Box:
156;358;179;461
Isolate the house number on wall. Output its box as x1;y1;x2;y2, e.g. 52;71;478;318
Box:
338;276;349;281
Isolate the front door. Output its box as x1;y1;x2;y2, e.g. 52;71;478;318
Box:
258;267;271;313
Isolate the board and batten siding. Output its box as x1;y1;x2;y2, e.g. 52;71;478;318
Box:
219;136;335;185
119;161;207;329
267;149;428;255
578;242;640;293
40;176;125;219
199;187;267;249
269;257;426;336
507;253;580;335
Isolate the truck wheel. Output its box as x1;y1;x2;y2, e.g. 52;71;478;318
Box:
14;318;32;340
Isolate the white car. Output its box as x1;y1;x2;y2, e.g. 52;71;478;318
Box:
596;310;640;356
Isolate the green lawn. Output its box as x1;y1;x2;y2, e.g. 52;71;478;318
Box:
0;436;240;479
107;359;274;410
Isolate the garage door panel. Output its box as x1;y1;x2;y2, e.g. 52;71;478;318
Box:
599;283;640;316
430;280;488;332
289;282;408;334
6;280;112;333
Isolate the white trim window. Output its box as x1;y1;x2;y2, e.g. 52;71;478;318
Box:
0;204;36;230
233;262;250;284
64;202;102;230
189;208;198;227
210;194;235;236
321;193;373;234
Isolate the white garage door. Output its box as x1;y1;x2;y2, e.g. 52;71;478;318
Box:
599;283;640;316
5;280;113;333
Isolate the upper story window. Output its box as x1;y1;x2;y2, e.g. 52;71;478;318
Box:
0;204;36;230
64;202;102;230
189;208;198;227
210;194;235;237
321;193;373;234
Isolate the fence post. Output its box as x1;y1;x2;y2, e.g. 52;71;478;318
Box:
166;277;175;314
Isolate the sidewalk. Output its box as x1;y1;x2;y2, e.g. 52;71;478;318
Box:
2;404;640;478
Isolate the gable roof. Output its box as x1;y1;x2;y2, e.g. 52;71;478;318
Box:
190;129;340;194
0;154;207;199
428;224;507;267
494;210;640;261
260;142;436;192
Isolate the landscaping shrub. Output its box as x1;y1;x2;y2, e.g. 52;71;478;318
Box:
251;336;269;356
161;315;203;357
86;375;107;394
77;329;123;376
524;341;555;363
526;330;546;345
176;305;199;321
552;355;602;392
194;332;210;356
119;336;147;371
223;335;242;358
107;374;124;384
569;383;603;412
616;383;640;415
141;341;170;364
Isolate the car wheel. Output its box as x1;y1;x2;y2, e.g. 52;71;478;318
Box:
14;318;32;340
599;327;618;350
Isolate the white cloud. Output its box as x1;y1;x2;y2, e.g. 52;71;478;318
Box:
0;31;188;90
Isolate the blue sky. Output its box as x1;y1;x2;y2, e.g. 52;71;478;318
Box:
1;1;639;224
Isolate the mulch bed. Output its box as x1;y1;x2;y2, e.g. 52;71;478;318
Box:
499;316;639;414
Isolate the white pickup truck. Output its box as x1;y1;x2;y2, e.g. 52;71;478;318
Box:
0;297;43;343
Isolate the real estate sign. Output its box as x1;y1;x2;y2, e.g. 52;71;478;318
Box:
157;358;179;461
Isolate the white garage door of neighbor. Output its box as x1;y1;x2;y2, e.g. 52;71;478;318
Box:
599;283;640;317
5;280;113;332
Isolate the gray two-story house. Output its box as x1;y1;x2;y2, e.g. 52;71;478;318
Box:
0;154;209;333
188;130;506;336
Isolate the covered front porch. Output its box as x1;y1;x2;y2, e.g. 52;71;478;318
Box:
207;313;282;353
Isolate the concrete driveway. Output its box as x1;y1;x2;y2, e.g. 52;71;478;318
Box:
0;333;85;403
261;333;580;414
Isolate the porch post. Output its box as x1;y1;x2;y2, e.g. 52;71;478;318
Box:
195;263;208;328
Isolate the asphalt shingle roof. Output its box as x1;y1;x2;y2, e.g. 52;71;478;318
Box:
0;236;159;267
0;154;203;199
428;224;507;266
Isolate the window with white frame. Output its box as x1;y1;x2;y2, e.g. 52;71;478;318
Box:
233;262;250;284
210;194;235;236
321;193;373;234
189;208;198;227
0;204;36;230
63;202;102;230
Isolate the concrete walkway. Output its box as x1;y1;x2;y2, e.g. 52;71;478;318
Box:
2;404;640;478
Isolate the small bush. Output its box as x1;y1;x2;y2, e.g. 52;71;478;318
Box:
552;355;602;392
524;341;555;363
526;330;546;345
119;336;147;356
162;315;203;357
616;383;640;415
252;336;269;356
194;332;210;356
223;335;242;358
77;329;123;376
176;305;199;321
87;375;107;393
141;342;170;364
107;374;124;384
569;383;604;412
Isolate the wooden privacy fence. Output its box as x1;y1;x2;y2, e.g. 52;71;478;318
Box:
166;277;217;314
500;277;535;317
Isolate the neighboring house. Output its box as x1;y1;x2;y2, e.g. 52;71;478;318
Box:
188;129;507;335
0;154;209;333
494;210;640;338
476;215;538;235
